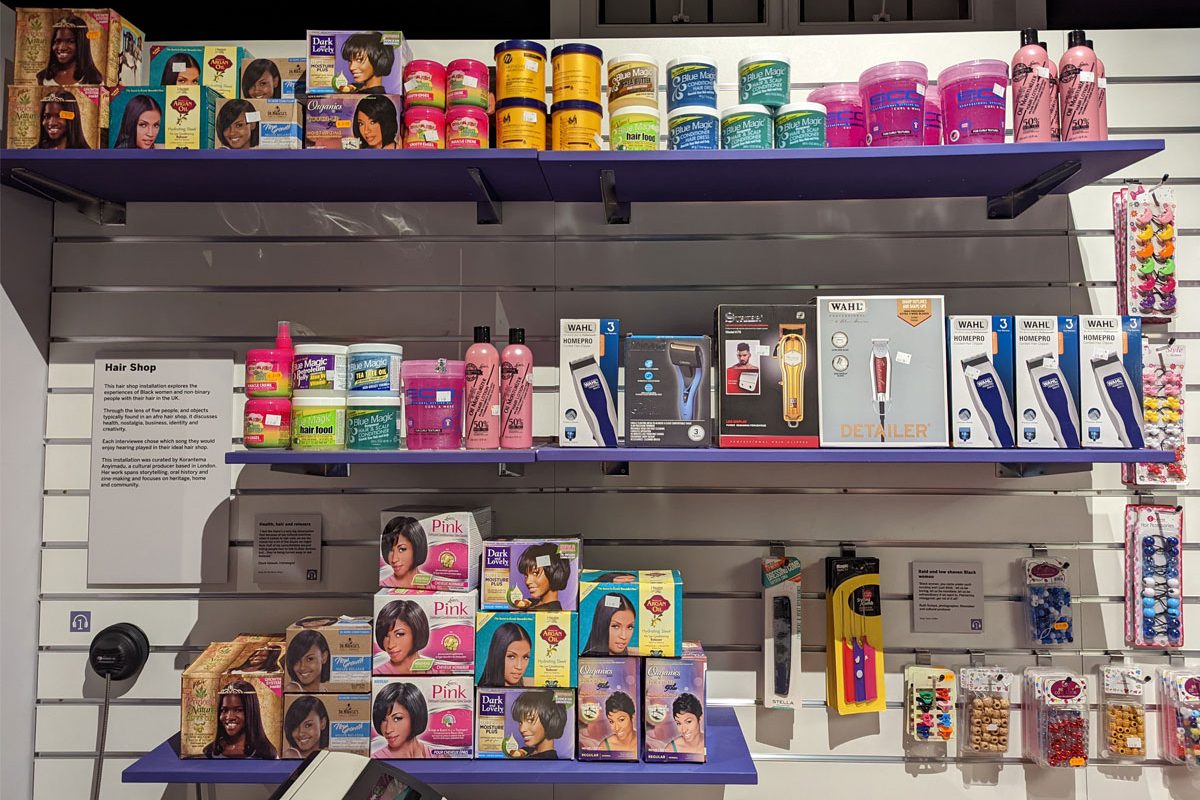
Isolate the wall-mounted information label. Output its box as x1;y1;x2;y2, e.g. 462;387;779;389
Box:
912;561;984;633
254;514;322;583
88;356;231;583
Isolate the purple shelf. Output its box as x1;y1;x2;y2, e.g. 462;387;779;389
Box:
0;149;551;203
539;140;1164;203
122;707;756;786
227;449;537;465
536;446;1176;464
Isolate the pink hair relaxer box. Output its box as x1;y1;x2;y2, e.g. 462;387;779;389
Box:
373;589;476;676
370;676;474;758
378;506;489;592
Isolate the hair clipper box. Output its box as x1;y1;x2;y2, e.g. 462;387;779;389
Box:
282;693;371;758
285;616;372;693
475;612;578;688
577;657;640;760
947;316;1016;448
715;304;818;447
559;319;621;446
215;98;302;149
623;335;712;447
370;676;473;758
1015;316;1081;448
578;570;683;658
378;506;489;592
818;296;948;446
149;46;252;99
644;642;707;763
106;85;217;149
373;590;476;676
475;688;577;759
1078;316;1144;448
306;31;412;95
481;538;582;612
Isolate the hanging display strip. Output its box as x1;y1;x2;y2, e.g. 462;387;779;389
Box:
959;667;1012;757
1157;667;1200;767
1022;669;1089;769
1124;503;1185;648
1114;183;1179;322
1098;665;1148;761
1124;341;1189;487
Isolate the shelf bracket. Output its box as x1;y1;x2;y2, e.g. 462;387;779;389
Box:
601;460;630;476
600;169;630;225
497;462;525;478
466;167;502;225
7;167;126;225
996;461;1091;479
268;463;350;478
986;159;1082;220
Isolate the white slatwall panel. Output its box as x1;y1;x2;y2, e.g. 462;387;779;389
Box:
26;27;1200;800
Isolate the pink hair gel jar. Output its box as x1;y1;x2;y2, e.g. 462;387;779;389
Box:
447;58;489;109
404;106;445;150
244;398;291;448
447;105;489;149
807;84;864;148
923;85;942;145
859;61;927;147
403;59;446;109
938;59;1008;145
402;359;466;450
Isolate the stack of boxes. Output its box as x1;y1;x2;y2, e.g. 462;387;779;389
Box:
303;31;411;150
180;635;285;758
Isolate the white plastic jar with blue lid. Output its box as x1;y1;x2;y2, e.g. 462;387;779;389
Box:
347;343;403;394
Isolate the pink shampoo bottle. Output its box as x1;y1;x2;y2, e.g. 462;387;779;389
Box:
1012;28;1056;143
1087;38;1108;140
464;325;500;449
1040;42;1060;141
500;328;533;449
1059;30;1101;142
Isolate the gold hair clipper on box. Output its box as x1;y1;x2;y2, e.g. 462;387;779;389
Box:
776;325;808;427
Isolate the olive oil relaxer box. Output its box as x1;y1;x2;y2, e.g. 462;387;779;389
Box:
578;569;683;657
181;641;246;757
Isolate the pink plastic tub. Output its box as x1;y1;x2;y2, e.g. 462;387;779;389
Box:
923;85;942;145
858;61;927;147
938;59;1008;145
402;359;466;450
807;83;864;148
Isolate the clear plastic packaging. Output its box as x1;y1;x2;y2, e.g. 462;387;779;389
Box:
1023;558;1073;645
1114;184;1178;322
1023;668;1088;768
959;666;1012;756
1125;504;1185;647
1157;667;1200;767
904;664;956;743
1099;665;1148;760
1124;343;1188;487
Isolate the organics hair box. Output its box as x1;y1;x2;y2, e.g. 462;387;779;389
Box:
947;316;1017;448
6;85;106;149
624;335;712;447
559;319;621;446
284;616;372;693
644;642;708;763
1078;316;1144;448
213;665;284;759
1015;316;1081;448
180;641;247;758
480;538;582;612
373;590;476;676
149;45;252;99
371;676;473;758
578;569;683;658
215;98;303;150
475;611;578;688
577;657;640;760
378;506;489;592
475;688;577;760
241;57;307;100
306;31;413;95
817;295;949;446
106;85;217;149
715;304;819;447
13;8;145;87
282;693;371;758
303;93;403;150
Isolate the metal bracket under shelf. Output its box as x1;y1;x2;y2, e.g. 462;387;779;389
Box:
600;169;631;225
268;462;350;478
986;159;1082;220
995;461;1092;479
497;461;525;478
466;167;502;225
7;167;126;225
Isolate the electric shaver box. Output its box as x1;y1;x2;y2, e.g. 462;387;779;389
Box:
1015;316;1081;448
817;296;949;447
624;335;712;447
559;319;621;447
714;304;819;447
947;316;1016;448
1078;316;1144;448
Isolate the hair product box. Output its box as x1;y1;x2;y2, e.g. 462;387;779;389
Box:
1078;316;1144;448
559;319;621;446
6;85;106;149
577;657;640;760
13;8;145;87
644;642;708;763
215;98;303;149
373;590;476;676
241;57;307;100
476;688;577;760
715;304;819;447
480;538;582;612
378;506;489;592
304;93;402;150
106;85;217;149
762;556;802;710
212;654;284;759
284;616;372;693
947;315;1016;448
306;31;413;95
180;641;246;758
233;633;285;643
149;45;251;98
475;611;578;688
818;296;949;446
282;693;371;758
624;335;712;447
1015;316;1081;448
370;676;473;758
578;570;683;658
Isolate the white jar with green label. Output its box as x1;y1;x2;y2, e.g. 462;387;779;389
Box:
347;396;401;450
610;104;660;151
720;104;773;149
738;54;790;107
774;101;827;148
291;395;346;450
